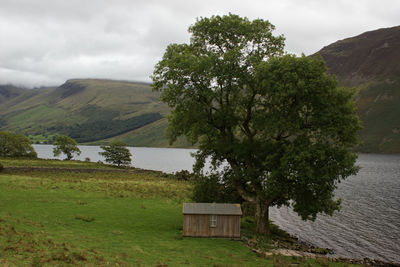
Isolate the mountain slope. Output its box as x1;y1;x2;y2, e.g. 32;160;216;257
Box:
0;85;25;104
2;26;400;152
316;26;400;153
0;79;174;147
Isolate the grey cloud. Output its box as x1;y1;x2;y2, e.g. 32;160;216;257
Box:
0;0;399;87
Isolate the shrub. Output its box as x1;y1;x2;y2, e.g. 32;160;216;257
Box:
0;131;37;158
174;170;193;181
192;174;243;203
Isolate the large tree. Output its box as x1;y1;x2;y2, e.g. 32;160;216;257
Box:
0;131;37;158
152;14;361;234
53;135;81;160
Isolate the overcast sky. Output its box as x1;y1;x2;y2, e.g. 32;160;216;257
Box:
1;0;399;88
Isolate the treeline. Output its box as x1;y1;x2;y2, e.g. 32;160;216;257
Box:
50;113;163;142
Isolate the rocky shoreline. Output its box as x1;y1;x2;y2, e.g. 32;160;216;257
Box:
243;235;400;267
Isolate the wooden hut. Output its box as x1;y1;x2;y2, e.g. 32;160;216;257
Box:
182;203;242;238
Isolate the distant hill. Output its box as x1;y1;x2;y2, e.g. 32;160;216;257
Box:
0;79;188;147
316;26;400;153
2;26;400;152
0;85;23;104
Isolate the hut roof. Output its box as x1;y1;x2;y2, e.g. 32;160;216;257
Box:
183;203;242;215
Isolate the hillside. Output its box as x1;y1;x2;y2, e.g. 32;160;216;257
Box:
316;26;400;153
2;26;400;152
0;79;181;147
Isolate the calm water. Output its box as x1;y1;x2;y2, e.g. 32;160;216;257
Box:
270;153;400;263
33;144;196;173
33;145;400;262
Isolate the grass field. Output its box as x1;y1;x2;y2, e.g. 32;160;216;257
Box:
0;158;359;266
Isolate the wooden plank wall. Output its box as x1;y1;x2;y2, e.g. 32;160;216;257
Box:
183;214;240;238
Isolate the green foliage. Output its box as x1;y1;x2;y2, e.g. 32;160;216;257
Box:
152;14;361;234
192;174;243;203
28;133;57;144
173;170;194;181
53;135;81;160
99;141;132;166
60;112;163;142
0;131;37;158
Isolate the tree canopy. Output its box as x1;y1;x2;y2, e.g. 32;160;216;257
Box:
0;131;37;158
99;141;132;167
53;135;81;160
152;14;361;234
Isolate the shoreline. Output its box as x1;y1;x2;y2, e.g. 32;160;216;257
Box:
244;232;400;267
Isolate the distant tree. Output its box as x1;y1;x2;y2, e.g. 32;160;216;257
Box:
152;14;361;235
0;131;37;158
99;141;132;167
53;135;81;160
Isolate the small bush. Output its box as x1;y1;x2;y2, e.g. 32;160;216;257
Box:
0;162;3;172
192;174;243;203
84;157;91;162
174;170;193;181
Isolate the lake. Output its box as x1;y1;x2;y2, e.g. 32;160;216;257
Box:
33;144;197;173
33;145;400;263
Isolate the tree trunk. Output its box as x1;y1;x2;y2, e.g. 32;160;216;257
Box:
255;200;270;235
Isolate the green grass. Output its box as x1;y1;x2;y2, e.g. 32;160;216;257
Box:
96;118;193;148
0;159;360;266
0;157;114;169
8;105;79;126
0;171;257;266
